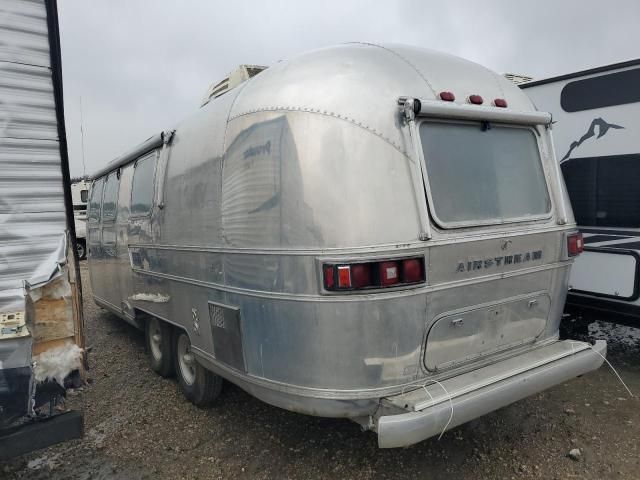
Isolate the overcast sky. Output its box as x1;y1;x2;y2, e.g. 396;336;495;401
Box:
58;0;640;177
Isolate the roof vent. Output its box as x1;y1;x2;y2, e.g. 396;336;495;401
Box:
503;73;533;85
201;64;267;107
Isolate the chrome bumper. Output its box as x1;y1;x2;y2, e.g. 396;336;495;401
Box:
376;339;606;448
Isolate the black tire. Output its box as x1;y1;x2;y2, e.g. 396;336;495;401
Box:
76;240;86;260
174;330;222;407
145;317;174;377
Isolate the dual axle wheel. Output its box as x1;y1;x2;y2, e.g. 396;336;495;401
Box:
144;316;222;406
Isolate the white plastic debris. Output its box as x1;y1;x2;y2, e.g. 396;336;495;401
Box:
129;293;170;303
33;343;83;386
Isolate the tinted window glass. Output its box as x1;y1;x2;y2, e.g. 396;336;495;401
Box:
88;178;104;223
420;122;551;226
561;68;640;112
131;154;156;216
80;189;88;203
562;154;640;227
102;172;119;220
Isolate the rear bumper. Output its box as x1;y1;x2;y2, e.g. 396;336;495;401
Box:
376;339;606;448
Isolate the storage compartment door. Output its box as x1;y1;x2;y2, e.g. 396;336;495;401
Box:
569;247;639;300
424;294;550;371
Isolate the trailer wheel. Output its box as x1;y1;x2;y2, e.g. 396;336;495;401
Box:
174;330;222;407
76;240;86;260
145;317;174;377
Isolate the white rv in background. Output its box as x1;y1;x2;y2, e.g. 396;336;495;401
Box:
71;180;89;259
522;60;640;323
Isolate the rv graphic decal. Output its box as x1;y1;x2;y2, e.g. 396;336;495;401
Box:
243;140;271;160
560;117;624;162
456;250;543;273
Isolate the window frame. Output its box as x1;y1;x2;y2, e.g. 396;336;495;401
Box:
129;151;158;219
101;170;120;222
417;119;553;230
87;177;105;224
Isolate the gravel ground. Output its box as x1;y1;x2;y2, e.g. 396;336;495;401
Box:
2;263;639;479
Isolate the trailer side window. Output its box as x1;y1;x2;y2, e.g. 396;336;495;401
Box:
562;154;640;228
102;172;119;220
88;178;104;223
131;153;156;216
419;122;551;227
561;68;640;112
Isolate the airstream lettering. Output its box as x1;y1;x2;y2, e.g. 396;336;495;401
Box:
456;249;543;272
88;44;605;448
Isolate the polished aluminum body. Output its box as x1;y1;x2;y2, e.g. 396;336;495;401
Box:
87;44;604;446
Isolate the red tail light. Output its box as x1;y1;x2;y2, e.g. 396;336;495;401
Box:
402;258;424;283
567;232;584;257
323;265;335;289
379;261;400;286
469;94;483;105
351;263;373;288
337;265;352;288
439;91;455;102
323;257;425;291
494;98;508;108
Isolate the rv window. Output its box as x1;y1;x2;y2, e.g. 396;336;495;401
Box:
80;189;88;203
88;178;104;223
419;122;551;227
102;172;119;220
131;154;156;216
562;154;640;228
561;68;640;112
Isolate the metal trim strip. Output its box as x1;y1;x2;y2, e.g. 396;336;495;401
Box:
414;99;552;126
128;224;576;255
131;260;570;303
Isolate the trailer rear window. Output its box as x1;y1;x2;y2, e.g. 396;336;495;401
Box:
419;122;551;227
561;68;640;112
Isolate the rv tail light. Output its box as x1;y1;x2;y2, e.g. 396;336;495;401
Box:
323;265;335;290
351;263;373;288
337;265;352;288
379;261;400;286
469;94;483;105
402;258;425;283
494;98;508;108
439;91;455;102
322;257;425;291
567;232;584;257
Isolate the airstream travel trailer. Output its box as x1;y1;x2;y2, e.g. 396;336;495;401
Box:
88;44;605;448
522;60;640;324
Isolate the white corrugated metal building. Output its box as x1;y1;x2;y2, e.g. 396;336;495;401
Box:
0;0;68;309
0;0;83;446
